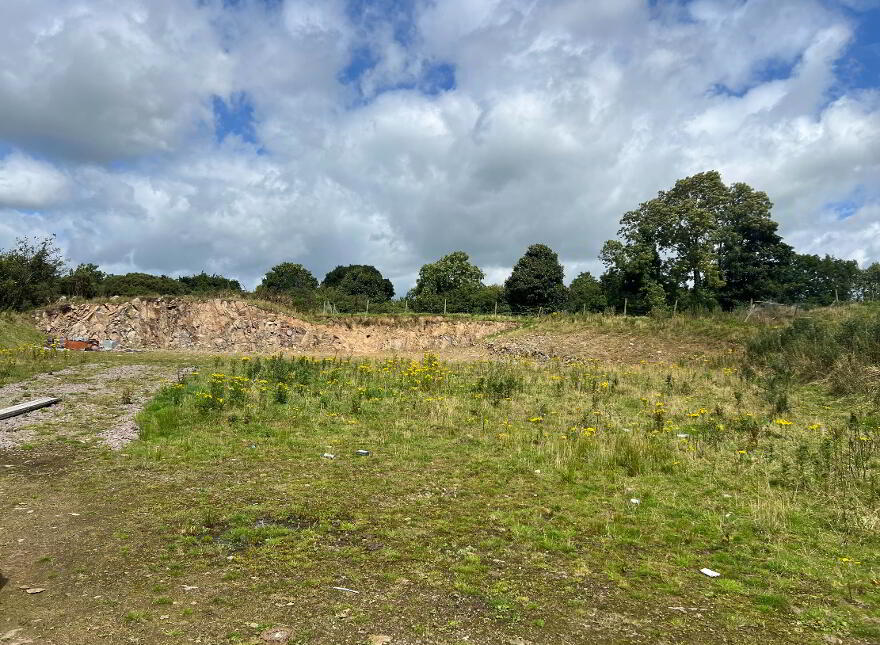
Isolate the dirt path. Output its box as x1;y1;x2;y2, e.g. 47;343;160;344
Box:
0;363;184;450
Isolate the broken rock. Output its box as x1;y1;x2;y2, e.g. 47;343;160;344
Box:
260;626;292;644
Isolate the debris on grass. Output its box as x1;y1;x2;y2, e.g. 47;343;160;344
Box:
356;449;371;456
322;453;336;459
700;568;721;578
331;586;359;594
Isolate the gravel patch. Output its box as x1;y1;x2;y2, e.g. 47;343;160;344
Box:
0;364;186;450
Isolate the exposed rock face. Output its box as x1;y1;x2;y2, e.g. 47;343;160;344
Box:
36;298;513;354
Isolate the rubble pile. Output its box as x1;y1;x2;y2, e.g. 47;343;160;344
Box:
37;298;513;354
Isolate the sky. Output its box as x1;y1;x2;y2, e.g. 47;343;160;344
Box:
0;0;879;294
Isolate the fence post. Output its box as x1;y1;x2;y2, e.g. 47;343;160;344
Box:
366;297;369;314
623;298;628;317
443;298;447;315
494;301;498;316
673;299;678;316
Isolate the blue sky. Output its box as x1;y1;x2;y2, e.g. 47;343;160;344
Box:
0;0;879;291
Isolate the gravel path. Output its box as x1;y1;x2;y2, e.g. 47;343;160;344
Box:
0;364;184;450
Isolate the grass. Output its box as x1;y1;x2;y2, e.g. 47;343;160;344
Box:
0;311;45;348
85;353;880;639
2;306;879;643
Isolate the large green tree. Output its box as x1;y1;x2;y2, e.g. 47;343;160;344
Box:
602;171;795;311
715;182;792;308
322;265;394;302
60;263;105;299
258;262;318;294
408;251;487;313
504;244;567;313
411;251;485;296
566;271;607;313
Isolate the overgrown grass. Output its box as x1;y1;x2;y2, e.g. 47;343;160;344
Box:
124;351;880;641
0;311;44;348
747;302;880;397
0;313;92;385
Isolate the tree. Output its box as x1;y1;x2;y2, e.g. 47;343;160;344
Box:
504;244;567;313
408;251;487;313
258;262;318;294
617;171;727;309
780;254;861;306
602;171;801;311
178;272;242;294
567;271;607;313
0;235;65;310
101;272;185;297
322;265;394;302
60;263;105;299
715;182;792;308
410;251;485;296
859;262;880;301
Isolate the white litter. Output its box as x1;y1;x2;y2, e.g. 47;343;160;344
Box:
700;568;721;578
331;586;359;594
629;498;640;505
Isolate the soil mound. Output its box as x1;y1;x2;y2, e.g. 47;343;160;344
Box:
36;298;513;354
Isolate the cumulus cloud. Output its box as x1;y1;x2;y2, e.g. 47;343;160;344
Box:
0;152;71;209
0;0;878;292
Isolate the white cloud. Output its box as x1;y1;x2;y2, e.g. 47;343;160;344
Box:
0;152;71;209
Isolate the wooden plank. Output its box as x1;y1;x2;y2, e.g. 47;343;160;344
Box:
0;397;61;421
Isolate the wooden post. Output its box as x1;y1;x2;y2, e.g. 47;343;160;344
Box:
366;298;369;314
673;299;678;316
582;304;586;315
443;298;447;315
494;301;498;316
623;298;628;317
834;288;839;304
405;299;408;312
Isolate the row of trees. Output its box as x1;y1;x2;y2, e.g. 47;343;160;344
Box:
2;170;879;314
0;236;242;311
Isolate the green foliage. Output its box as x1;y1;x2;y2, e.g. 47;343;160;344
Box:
504;244;567;313
411;251;485;296
322;265;394;303
177;272;242;294
566;272;606;313
60;263;105;298
780;253;861;306
716;182;791;308
600;171;808;312
409;251;496;313
860;262;880;301
746;305;880;395
0;236;65;310
101;272;186;297
258;262;318;293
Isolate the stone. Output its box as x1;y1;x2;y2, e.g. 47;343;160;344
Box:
261;627;292;643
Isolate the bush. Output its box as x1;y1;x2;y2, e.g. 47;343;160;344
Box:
746;305;880;395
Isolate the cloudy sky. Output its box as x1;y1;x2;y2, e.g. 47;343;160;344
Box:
0;0;879;293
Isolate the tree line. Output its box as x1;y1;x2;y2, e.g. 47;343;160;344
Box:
3;170;879;314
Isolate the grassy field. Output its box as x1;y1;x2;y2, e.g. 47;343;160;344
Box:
1;307;879;644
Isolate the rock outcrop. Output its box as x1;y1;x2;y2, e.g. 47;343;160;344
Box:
36;298;513;354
